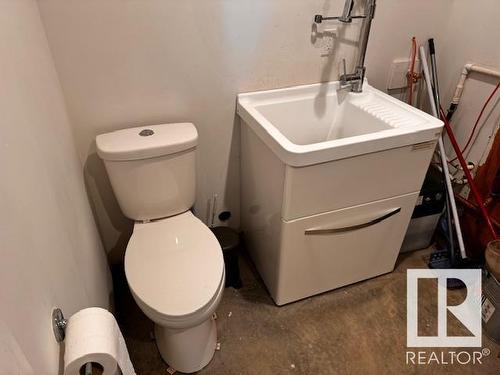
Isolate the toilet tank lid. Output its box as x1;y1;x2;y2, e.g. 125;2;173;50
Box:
96;123;198;161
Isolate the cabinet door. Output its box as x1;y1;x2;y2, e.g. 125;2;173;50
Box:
275;192;419;305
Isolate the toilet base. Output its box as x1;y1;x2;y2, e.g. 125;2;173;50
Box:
155;317;217;373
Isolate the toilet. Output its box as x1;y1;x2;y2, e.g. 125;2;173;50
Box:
96;123;225;373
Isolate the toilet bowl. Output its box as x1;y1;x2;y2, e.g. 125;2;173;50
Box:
96;123;225;373
125;211;225;373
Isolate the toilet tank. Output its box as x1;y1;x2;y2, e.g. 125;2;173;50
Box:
96;123;198;221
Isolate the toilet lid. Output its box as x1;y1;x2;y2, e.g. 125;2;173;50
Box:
125;211;224;317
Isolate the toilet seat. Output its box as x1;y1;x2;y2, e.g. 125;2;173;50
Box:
125;211;224;326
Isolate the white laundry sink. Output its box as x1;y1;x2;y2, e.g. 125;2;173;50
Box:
237;80;443;305
237;80;442;167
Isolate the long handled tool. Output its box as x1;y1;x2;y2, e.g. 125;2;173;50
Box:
427;39;456;262
419;45;467;259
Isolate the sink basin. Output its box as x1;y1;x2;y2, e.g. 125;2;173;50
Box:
237;80;443;166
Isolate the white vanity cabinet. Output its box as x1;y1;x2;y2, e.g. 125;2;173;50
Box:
238;81;442;305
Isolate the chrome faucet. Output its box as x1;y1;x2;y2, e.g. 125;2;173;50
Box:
314;0;377;93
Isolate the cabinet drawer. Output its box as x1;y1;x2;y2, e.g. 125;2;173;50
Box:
274;192;418;305
282;143;436;220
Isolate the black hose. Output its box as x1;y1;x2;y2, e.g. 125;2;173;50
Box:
447;103;458;121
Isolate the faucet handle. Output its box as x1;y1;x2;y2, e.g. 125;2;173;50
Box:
340;58;349;84
314;14;323;23
339;58;353;91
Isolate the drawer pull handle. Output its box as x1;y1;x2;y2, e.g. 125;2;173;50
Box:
304;207;401;235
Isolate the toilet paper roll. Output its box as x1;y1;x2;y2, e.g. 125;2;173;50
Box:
64;307;136;375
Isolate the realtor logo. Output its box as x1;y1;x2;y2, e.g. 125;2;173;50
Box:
407;269;482;347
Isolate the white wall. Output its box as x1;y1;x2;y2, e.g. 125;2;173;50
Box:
438;0;500;168
0;1;112;373
38;0;454;262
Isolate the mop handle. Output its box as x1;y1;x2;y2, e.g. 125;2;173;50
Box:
419;46;467;259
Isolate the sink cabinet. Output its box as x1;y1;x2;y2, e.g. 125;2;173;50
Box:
241;126;431;305
238;81;442;305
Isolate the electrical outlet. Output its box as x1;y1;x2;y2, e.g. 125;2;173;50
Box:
322;37;335;54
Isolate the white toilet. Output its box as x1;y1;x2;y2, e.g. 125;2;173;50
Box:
96;123;225;373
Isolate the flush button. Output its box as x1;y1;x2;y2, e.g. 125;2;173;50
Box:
139;129;154;137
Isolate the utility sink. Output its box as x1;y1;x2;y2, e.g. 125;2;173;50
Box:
237;80;444;305
237;80;442;167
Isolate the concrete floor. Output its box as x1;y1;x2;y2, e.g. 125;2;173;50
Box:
113;248;499;374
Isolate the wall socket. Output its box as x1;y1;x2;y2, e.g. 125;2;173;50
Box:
322;36;335;54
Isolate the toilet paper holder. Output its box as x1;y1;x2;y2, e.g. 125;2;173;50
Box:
53;308;97;375
52;307;67;343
